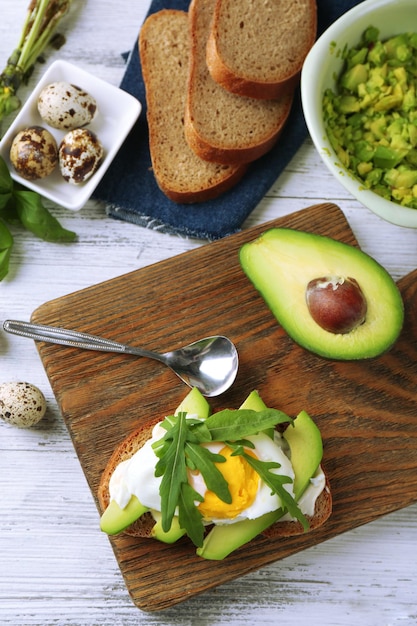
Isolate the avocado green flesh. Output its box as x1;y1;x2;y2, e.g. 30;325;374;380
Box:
174;386;211;418
323;27;417;209
238;389;274;438
239;389;268;411
100;495;148;535
196;509;285;560
151;511;186;543
283;410;323;499
239;228;404;360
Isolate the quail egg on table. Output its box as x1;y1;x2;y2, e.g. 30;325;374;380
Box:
0;382;46;428
9;126;58;180
37;81;98;130
59;128;104;184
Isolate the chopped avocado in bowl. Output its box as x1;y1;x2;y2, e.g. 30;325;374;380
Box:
301;0;417;228
323;27;417;208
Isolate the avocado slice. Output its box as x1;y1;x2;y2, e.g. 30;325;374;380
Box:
239;228;404;360
174;386;211;418
100;495;148;535
197;393;322;560
239;389;274;439
151;511;186;543
283;410;322;499
196;509;285;560
239;389;268;411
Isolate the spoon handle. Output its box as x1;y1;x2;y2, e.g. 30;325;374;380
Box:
3;319;163;361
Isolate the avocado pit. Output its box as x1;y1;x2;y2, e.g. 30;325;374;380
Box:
306;276;367;334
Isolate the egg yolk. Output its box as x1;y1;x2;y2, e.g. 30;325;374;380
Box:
198;445;259;520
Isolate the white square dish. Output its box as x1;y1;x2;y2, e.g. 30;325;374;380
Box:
0;59;141;210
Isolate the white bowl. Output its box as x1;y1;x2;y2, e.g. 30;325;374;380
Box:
0;60;141;211
301;0;417;228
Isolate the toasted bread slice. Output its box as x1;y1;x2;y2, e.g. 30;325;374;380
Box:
98;417;332;542
206;0;317;100
185;0;293;165
138;9;246;203
97;418;160;538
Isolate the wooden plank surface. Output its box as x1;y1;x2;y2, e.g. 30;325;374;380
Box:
31;203;417;611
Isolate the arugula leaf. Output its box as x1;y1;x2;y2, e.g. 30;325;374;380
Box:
154;412;189;532
185;441;231;504
196;409;292;443
177;482;205;548
230;445;309;531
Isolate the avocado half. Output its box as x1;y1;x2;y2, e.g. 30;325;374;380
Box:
239;228;404;360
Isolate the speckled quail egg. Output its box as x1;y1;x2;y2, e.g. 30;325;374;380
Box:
10;126;58;180
37;81;98;130
0;382;46;428
59;128;104;184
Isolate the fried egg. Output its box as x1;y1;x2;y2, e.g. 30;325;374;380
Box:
109;420;296;525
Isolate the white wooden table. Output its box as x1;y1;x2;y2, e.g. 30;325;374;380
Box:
1;1;417;624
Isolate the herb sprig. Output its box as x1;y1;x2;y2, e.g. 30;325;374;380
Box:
152;408;307;547
0;155;76;280
1;0;73;125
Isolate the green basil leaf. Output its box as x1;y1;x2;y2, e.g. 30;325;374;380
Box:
0;194;19;224
13;189;76;242
0;220;13;280
0;192;13;212
0;156;13;196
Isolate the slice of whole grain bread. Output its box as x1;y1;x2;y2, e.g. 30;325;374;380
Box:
184;0;293;165
138;9;246;203
206;0;317;99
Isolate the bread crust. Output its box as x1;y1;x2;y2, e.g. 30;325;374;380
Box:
206;0;317;100
98;417;332;542
138;9;246;203
185;0;294;165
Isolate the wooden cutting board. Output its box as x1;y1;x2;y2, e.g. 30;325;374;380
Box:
31;203;417;611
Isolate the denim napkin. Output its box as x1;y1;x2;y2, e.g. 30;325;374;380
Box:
94;0;359;240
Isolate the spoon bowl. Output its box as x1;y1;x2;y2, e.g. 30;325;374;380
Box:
3;320;238;397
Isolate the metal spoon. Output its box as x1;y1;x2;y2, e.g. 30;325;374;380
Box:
3;319;239;397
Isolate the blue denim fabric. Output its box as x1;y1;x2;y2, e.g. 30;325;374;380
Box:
93;0;360;240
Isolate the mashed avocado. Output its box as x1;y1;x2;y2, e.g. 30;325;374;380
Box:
323;26;417;209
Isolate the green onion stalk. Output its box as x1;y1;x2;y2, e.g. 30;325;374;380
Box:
0;0;76;282
0;0;73;126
